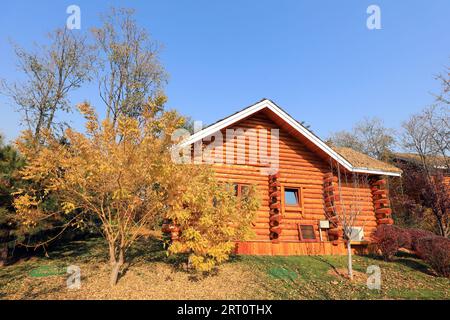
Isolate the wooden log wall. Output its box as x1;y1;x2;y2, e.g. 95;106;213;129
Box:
444;175;450;194
210;111;331;242
322;173;342;245
235;241;347;256
337;179;379;240
182;110;392;254
212;163;272;239
322;172;379;242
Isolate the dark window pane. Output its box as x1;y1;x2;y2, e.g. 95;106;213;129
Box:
233;184;239;196
241;185;250;197
300;225;316;240
284;188;299;205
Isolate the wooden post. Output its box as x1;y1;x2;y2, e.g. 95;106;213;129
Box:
323;172;342;245
370;176;394;226
269;173;282;242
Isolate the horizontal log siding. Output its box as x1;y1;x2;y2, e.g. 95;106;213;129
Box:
212;164;270;239
198;111;379;249
334;181;378;240
208;112;331;242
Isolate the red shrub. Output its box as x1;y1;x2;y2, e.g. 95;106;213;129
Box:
406;228;436;251
373;225;411;261
416;236;450;277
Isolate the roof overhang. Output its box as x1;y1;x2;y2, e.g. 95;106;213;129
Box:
180;99;401;177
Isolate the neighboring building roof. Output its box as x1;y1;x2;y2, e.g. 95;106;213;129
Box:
333;147;402;175
392;153;449;170
180;99;401;177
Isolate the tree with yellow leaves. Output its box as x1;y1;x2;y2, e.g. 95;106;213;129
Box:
14;96;260;284
14;96;186;285
166;169;260;272
10;7;260;285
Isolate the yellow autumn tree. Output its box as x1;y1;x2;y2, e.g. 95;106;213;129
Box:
166;168;260;272
14;95;186;285
14;95;261;284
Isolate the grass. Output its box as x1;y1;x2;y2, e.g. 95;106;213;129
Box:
0;236;449;300
242;253;449;299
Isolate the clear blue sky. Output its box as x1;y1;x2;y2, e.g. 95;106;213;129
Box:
1;0;449;143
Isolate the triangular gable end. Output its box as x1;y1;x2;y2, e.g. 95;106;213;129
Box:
180;99;401;177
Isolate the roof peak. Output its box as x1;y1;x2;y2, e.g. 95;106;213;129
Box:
179;99;401;177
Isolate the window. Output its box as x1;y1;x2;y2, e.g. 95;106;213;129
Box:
298;225;316;241
240;185;250;198
233;183;251;199
233;184;239;196
281;185;303;212
284;188;299;206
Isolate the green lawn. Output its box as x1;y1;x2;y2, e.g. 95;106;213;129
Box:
241;253;449;299
0;237;448;300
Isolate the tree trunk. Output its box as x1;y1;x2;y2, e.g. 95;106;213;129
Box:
435;215;449;238
346;240;354;281
0;243;7;267
109;247;125;286
109;243;117;266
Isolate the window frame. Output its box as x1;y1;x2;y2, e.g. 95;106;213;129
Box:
281;184;304;213
283;188;300;207
298;224;317;242
233;183;251;198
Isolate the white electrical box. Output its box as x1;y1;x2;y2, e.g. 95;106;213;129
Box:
349;227;365;241
319;220;330;229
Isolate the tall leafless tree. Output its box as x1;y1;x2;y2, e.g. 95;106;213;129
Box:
1;28;95;142
402;105;449;173
328;117;396;160
92;8;168;126
402;94;449;237
434;65;449;106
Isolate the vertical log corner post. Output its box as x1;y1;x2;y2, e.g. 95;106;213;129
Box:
323;172;343;246
269;172;282;242
370;176;394;226
161;219;180;242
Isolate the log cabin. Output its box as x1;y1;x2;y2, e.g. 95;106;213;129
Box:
174;99;402;255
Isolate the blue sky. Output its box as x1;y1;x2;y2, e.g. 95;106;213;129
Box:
1;0;449;143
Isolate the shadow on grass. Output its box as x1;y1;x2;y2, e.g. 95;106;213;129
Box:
365;251;435;277
395;258;434;276
311;256;341;276
7;234;107;267
119;236;219;282
6;233;231;286
240;255;342;300
126;241;250;282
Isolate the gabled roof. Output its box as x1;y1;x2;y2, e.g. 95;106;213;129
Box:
180;99;401;177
